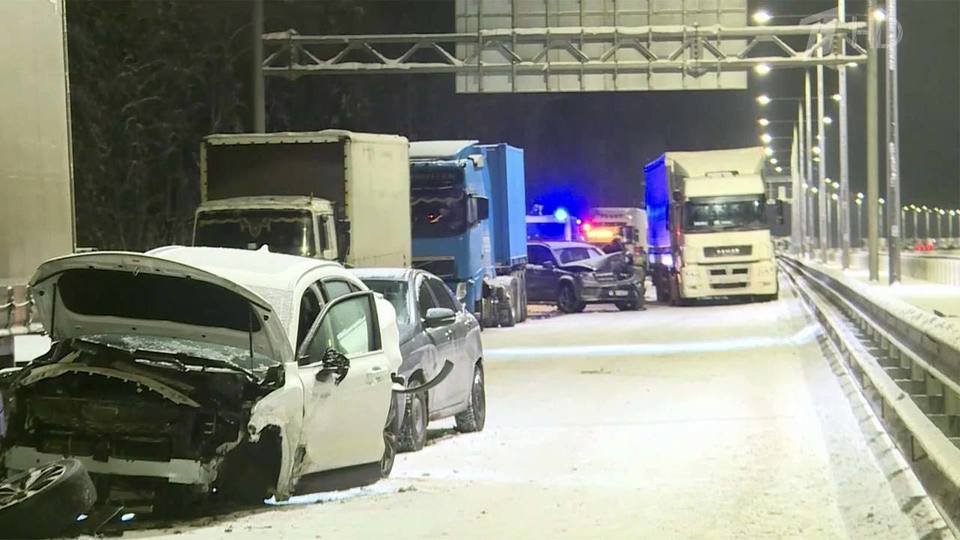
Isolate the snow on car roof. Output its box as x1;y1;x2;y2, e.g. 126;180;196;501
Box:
350;267;416;282
529;241;600;251
409;140;479;159
147;245;339;292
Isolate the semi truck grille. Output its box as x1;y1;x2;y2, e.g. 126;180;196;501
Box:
413;258;456;279
704;245;752;258
712;283;748;289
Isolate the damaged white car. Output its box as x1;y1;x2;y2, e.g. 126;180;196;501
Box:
0;246;403;512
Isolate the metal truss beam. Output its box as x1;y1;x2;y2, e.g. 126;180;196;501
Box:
262;23;868;78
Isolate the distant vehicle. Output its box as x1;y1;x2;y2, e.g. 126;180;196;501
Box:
582;207;648;262
645;147;780;305
526;241;644;313
192;130;411;267
353;268;485;453
1;247;404;512
526;213;580;242
410;141;528;328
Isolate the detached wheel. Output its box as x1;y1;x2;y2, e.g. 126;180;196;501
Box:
381;395;399;478
399;387;428;453
557;284;585;314
0;459;97;539
455;364;486;433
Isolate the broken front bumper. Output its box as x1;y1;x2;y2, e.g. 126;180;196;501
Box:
579;279;644;304
3;446;217;486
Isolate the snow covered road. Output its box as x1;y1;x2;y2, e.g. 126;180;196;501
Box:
120;285;919;539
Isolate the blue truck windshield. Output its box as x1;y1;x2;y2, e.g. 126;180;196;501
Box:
194;209;315;256
412;187;468;237
684;196;767;232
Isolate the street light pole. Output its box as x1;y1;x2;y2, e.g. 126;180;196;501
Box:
817;31;828;263
797;106;807;257
252;0;266;133
805;71;815;256
838;0;851;269
866;0;881;280
886;0;902;282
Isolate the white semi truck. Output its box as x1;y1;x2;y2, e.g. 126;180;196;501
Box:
193;130;411;267
644;147;780;304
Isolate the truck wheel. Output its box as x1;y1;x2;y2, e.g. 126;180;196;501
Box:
557;284;585;313
495;282;516;327
455;364;486;433
399;384;428;453
0;459;97;539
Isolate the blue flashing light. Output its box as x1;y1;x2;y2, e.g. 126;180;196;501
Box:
553;207;570;221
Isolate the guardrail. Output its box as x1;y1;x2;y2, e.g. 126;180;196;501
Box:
781;257;960;533
0;285;43;338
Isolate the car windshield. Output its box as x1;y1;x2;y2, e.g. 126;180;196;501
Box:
684;195;767;232
555;246;603;264
194;209;315;257
79;334;278;372
360;279;412;331
411;186;468;238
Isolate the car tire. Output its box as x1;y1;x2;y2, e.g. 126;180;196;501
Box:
381;395;399;478
399;387;428;453
557;284;585;314
455;364;486;433
0;458;97;539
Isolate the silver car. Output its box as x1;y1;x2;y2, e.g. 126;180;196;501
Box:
352;268;485;452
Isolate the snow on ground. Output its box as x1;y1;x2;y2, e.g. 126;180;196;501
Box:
111;285;917;539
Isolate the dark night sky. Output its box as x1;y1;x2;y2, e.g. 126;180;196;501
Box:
265;0;959;215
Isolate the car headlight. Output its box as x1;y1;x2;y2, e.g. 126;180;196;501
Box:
579;272;599;285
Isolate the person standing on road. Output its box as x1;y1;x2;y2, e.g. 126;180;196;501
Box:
603;236;625;254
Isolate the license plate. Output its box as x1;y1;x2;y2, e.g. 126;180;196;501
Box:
612;290;629;297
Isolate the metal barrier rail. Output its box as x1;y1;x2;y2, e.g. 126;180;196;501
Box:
781;257;960;532
0;285;43;338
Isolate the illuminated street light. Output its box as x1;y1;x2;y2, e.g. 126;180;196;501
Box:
758;118;770;127
774;166;783;173
810;186;819;194
756;94;772;106
846;62;857;68
760;133;773;144
811;146;821;155
822;116;833;125
873;8;887;22
769;158;779;165
763;147;774;157
831;94;842;102
752;9;772;24
754;63;772;76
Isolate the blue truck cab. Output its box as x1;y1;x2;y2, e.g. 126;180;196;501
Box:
409;141;528;327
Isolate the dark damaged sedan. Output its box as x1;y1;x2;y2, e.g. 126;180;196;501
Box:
526;241;645;313
352;268;485;453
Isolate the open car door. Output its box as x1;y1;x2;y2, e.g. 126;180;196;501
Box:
295;291;392;475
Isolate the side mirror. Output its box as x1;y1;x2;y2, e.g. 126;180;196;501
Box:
424;307;456;328
543;260;556;270
317;348;350;384
672;190;683;202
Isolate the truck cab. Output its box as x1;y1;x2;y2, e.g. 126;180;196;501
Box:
646;148;779;304
194;196;340;260
409;141;527;327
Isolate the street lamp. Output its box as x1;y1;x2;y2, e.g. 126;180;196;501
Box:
756;94;772;106
757;118;771;127
822;116;833;125
831;93;842;102
754;63;772;76
909;204;919;244
763;147;774;157
775;166;783;173
921;205;930;241
752;9;773;24
769;157;779;165
938;208;946;242
879;198;886;237
760;133;773;144
873;8;887;22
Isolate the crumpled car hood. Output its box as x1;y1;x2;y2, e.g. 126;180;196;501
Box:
559;252;631;273
30;252;291;365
